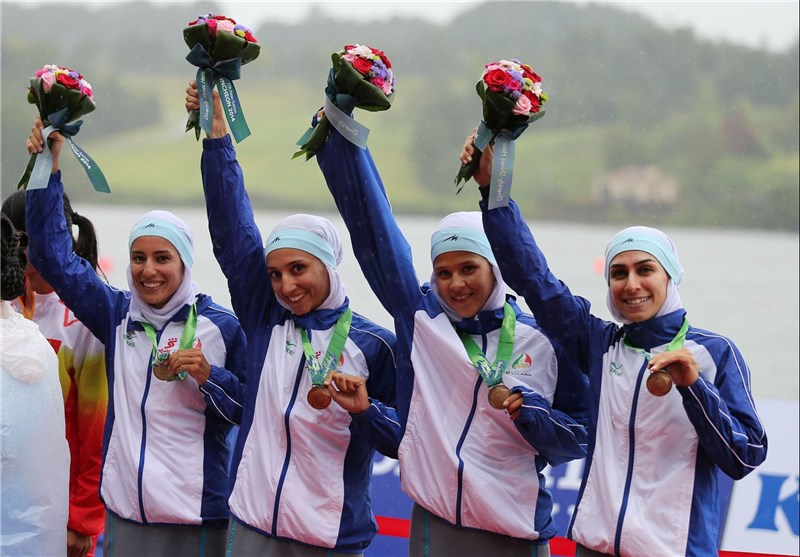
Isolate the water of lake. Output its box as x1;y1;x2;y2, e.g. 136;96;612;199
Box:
82;204;799;402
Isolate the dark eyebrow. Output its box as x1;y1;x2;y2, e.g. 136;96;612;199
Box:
609;258;658;268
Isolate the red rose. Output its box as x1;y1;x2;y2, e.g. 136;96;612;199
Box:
188;19;199;25
521;64;542;83
369;47;392;69
352;57;373;76
525;91;541;112
56;73;79;90
483;68;511;92
344;44;356;52
244;31;257;43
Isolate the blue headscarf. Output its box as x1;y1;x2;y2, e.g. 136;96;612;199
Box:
604;226;684;324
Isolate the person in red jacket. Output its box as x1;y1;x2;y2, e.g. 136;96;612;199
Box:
3;191;107;557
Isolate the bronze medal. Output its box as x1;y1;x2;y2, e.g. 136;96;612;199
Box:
152;358;174;381
488;384;512;409
307;385;332;410
646;369;673;396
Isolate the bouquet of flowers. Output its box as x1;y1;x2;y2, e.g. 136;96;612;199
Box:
17;64;109;193
183;13;260;142
293;44;395;161
454;59;548;203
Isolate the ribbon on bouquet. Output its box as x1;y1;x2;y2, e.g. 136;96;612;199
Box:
470;120;528;210
320;95;370;149
186;43;251;143
25;107;110;193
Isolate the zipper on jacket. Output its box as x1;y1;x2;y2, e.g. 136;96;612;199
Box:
271;353;306;535
453;330;488;526
614;360;648;554
137;325;160;524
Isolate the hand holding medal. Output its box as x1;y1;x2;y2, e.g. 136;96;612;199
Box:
458;303;517;410
155;348;211;385
143;304;199;383
325;372;371;414
301;308;353;410
646;347;700;396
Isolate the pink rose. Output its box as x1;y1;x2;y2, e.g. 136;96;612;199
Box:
512;94;532;115
217;19;235;35
506;78;522;92
206;18;218;36
80;82;93;97
371;77;385;89
343;53;356;63
41;72;56;93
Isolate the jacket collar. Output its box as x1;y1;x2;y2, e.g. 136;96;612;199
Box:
621;309;687;351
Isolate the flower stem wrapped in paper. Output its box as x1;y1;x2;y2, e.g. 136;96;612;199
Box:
455;59;548;209
17;64;110;193
183;13;260;143
293;44;395;161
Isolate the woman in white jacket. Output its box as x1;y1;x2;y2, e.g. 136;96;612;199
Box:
1;213;69;557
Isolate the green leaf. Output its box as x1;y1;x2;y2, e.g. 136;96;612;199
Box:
185;109;201;141
183;24;212;52
454;150;483;193
212;31;248;62
16;152;37;190
293;119;330;161
333;59;393;112
239;41;261;65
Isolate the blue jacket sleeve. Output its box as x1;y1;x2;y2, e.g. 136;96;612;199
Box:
200;313;248;425
200;135;281;332
356;323;399;457
679;339;768;479
350;400;402;459
481;198;607;372
25;173;125;343
316;127;422;318
510;385;588;466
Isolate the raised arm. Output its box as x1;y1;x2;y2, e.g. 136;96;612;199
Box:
25;121;124;341
191;83;280;330
316;123;422;318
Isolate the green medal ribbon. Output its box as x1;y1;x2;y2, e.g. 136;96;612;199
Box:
140;304;198;382
458;303;516;388
623;316;690;360
299;308;352;386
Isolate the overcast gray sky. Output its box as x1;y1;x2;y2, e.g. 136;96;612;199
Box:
7;1;800;52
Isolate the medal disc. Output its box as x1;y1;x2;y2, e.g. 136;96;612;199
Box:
488;384;512;409
646;369;673;396
153;363;175;381
307;385;332;410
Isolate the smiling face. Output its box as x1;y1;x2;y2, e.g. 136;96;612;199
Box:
433;250;496;319
267;248;331;316
129;236;184;309
608;250;669;322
